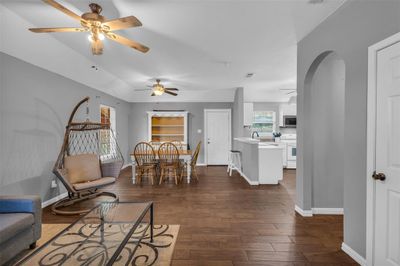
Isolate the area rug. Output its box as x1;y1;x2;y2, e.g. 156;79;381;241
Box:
16;224;179;266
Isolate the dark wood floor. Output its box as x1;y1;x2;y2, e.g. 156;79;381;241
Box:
43;167;357;265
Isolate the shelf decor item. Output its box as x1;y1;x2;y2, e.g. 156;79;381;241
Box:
147;111;188;148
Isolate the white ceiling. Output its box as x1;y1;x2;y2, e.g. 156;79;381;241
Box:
0;0;346;102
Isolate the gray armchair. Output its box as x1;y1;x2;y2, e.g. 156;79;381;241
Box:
0;195;42;264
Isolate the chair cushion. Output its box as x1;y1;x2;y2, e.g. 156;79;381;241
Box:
65;154;102;184
0;213;34;243
73;177;116;191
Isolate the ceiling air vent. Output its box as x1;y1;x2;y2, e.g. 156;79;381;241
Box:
246;73;254;78
308;0;324;4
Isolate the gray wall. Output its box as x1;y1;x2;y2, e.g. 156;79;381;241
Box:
129;102;233;164
296;1;400;257
232;87;244;141
0;53;131;202
310;53;345;208
253;102;280;116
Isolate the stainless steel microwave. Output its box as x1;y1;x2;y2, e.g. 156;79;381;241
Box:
283;115;296;128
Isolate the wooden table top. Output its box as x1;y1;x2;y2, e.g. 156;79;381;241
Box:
130;150;192;156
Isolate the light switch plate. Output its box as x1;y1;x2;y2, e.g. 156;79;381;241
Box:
197;129;202;134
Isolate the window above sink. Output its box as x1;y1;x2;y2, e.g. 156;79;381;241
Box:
252;111;276;134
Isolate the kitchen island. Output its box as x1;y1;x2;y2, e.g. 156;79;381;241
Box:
234;138;283;185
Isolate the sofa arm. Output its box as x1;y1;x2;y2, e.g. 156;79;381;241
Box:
0;195;42;240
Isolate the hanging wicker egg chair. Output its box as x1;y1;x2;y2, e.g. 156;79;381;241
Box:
52;97;123;215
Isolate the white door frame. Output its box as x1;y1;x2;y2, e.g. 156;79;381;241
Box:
366;31;400;266
204;109;232;165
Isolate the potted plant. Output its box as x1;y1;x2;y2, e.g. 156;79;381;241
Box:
273;132;282;142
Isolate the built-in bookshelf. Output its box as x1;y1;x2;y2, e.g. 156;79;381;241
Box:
147;111;188;144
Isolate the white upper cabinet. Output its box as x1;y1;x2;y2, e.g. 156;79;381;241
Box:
279;103;296;127
243;102;254;126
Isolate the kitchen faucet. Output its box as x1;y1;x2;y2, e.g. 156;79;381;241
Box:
252;131;259;139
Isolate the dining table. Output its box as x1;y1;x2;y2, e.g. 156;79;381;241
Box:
130;149;193;184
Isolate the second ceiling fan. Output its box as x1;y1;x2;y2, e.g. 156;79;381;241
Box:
136;79;179;96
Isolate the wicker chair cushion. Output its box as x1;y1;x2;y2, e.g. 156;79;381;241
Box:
73;177;116;191
64;154;102;184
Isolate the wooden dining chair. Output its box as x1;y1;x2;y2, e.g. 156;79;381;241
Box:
158;142;182;185
190;141;202;181
182;141;202;182
133;142;158;185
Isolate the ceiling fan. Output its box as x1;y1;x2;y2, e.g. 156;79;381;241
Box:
136;79;179;96
29;0;149;55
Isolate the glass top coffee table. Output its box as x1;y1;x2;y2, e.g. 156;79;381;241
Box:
18;201;154;266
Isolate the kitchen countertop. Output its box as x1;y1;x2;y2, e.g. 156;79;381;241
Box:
234;137;284;149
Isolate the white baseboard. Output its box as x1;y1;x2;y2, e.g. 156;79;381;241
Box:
295;205;344;217
341;242;366;266
295;205;313;217
236;169;259;185
42;192;68;208
312;208;344;215
196;163;207;166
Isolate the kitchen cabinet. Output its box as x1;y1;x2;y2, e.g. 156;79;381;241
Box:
234;138;283;185
243;102;254;126
279;103;296;127
275;142;287;168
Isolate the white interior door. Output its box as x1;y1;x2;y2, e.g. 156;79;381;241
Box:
205;109;231;165
374;41;400;265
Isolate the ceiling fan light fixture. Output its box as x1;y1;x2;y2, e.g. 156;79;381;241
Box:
88;32;104;42
153;88;164;96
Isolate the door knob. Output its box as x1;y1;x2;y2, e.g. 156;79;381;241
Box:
372;171;386;181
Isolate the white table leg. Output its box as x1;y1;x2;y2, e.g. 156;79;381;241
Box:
186;158;191;184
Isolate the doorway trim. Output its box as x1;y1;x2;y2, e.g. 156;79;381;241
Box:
204;109;232;165
366;31;400;266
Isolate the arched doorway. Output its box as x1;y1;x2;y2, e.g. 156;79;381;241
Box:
303;51;346;211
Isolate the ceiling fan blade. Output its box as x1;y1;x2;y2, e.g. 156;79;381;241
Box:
287;91;296;95
29;27;87;33
164;91;178;96
105;32;149;53
165;88;178;91
102;16;142;31
42;0;83;22
134;89;152;91
151;92;156;96
91;39;103;55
